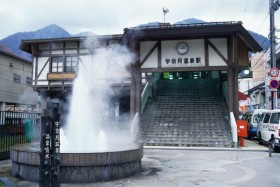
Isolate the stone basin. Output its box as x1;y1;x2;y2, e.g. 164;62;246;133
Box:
10;143;143;183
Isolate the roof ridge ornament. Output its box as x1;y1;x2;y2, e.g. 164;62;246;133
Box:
162;7;169;23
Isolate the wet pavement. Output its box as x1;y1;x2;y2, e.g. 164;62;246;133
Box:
1;139;280;187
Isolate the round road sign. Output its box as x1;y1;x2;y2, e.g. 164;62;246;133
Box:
270;68;279;77
270;79;279;89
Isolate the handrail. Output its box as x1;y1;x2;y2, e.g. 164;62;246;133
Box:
230;112;238;147
130;112;139;144
223;81;229;107
141;82;151;114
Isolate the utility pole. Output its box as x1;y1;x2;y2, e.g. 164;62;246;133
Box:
269;0;280;109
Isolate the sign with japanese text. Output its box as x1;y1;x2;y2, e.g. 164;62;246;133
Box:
161;39;205;68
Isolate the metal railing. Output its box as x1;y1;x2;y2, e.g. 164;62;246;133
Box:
0;111;41;160
222;81;229;107
141;82;152;114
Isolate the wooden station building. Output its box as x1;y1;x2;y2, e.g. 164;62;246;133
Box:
20;21;263;147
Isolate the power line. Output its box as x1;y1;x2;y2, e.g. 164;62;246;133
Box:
244;0;251;12
250;48;269;72
255;0;266;14
250;45;280;72
257;13;269;34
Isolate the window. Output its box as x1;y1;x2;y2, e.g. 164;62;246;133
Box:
13;73;20;84
65;56;78;72
253;114;260;123
26;77;32;85
65;42;78;49
270;113;280;124
51;57;64;72
51;43;63;50
259;113;265;122
263;113;271;123
39;43;50;50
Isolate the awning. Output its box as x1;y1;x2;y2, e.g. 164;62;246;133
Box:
238;91;248;101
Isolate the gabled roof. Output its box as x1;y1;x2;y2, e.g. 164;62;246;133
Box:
121;21;263;53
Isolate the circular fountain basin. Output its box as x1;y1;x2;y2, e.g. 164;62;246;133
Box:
10;143;143;183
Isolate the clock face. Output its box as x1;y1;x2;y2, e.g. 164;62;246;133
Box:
176;42;188;54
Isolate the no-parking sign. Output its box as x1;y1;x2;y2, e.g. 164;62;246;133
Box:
270;79;279;89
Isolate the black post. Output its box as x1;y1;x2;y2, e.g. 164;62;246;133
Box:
51;103;60;187
39;116;51;187
39;102;60;187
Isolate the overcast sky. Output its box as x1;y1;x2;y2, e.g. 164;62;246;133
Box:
0;0;279;39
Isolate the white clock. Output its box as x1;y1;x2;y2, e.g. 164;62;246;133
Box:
176;42;189;55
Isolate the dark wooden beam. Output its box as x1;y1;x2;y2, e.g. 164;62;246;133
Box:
140;41;159;65
227;35;234;115
140;66;228;73
158;41;162;68
207;39;228;64
205;39;209;67
37;58;50;78
34;57;38;91
233;33;239;118
130;40;141;118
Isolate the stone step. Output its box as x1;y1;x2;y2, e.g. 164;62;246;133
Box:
142;141;233;147
140;95;232;148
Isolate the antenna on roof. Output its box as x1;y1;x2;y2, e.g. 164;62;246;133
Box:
162;7;169;23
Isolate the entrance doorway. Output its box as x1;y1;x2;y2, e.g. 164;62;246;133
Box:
156;71;222;97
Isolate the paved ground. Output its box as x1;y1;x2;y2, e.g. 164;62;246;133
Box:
1;139;280;187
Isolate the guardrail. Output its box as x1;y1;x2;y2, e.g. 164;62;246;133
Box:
230;112;238;147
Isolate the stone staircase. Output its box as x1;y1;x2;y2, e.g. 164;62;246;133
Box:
140;79;233;147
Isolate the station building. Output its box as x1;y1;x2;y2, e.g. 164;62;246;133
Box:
20;21;262;147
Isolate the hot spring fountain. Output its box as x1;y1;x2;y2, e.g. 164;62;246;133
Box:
10;44;143;182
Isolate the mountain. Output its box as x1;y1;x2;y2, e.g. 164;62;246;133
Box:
0;19;270;61
0;24;71;61
174;18;207;24
72;31;96;37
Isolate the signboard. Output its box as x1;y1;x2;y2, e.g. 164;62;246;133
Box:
161;40;206;68
47;73;76;80
270;68;279;77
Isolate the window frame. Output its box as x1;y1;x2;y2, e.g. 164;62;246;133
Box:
65;56;78;72
270;112;280;124
26;76;32;86
263;113;271;124
51;56;64;73
13;73;21;84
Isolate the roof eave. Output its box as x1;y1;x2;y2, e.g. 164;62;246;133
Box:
121;22;263;53
20;34;122;54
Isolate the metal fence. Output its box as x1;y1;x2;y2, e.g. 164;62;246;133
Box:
0;111;41;160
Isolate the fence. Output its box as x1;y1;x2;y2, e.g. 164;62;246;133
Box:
0;111;41;160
